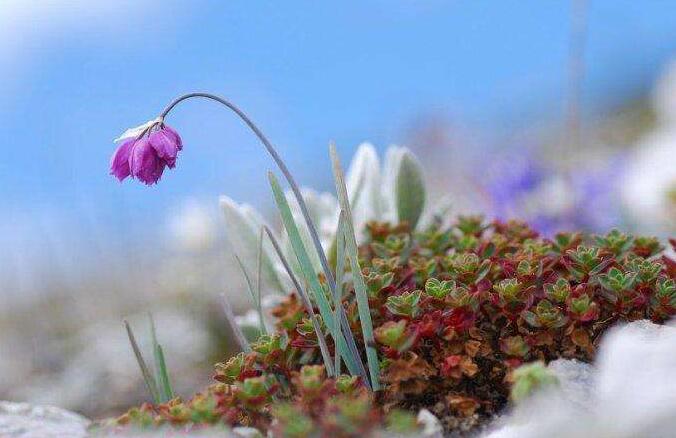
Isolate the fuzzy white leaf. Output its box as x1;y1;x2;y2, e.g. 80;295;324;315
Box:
345;143;382;241
381;146;406;223
114;119;159;143
219;196;289;294
281;188;338;275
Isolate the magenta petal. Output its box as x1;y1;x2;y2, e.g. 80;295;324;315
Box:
162;125;183;150
148;129;179;168
110;139;134;181
129;138;166;185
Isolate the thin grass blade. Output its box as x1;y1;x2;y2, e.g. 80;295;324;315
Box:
154;344;174;402
330;144;382;390
234;253;257;304
234;253;267;336
333;211;348;375
220;293;252;353
268;172;366;380
124;320;160;403
149;314;174;402
255;229;267;334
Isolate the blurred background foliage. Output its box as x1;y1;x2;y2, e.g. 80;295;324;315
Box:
0;0;674;418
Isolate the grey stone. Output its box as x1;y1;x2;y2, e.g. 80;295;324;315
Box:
0;401;90;438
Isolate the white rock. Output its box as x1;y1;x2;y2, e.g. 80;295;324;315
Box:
417;408;443;437
592;320;676;438
483;319;676;438
232;427;264;438
546;358;594;408
0;401;89;438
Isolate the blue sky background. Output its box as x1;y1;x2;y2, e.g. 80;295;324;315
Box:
1;0;675;284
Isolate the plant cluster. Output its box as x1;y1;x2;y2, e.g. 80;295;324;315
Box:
109;218;675;436
108;93;675;436
104;360;418;437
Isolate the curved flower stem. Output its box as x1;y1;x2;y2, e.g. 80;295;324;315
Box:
160;93;337;292
160;94;378;383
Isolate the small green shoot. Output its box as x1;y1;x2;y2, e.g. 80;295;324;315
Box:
124;318;173;404
149;314;174;403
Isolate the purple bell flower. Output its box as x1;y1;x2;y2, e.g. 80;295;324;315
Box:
110;121;182;185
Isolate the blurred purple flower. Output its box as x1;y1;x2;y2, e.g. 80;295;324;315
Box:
482;155;624;237
110;123;182;185
485;158;546;219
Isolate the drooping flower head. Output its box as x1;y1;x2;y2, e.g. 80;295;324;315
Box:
110;118;183;185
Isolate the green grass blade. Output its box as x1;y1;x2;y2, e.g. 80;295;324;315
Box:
220;293;252;353
268;171;365;380
124;320;160;404
154;344;174;402
330;144;381;390
340;215;381;390
262;226;334;376
336;302;368;383
334;211;347;375
255;228;267;334
149;314;174;403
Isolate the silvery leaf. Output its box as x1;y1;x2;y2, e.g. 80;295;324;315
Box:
383;146;426;229
345;143;382;241
282;188;338;275
381;146;406;223
219;196;289;294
